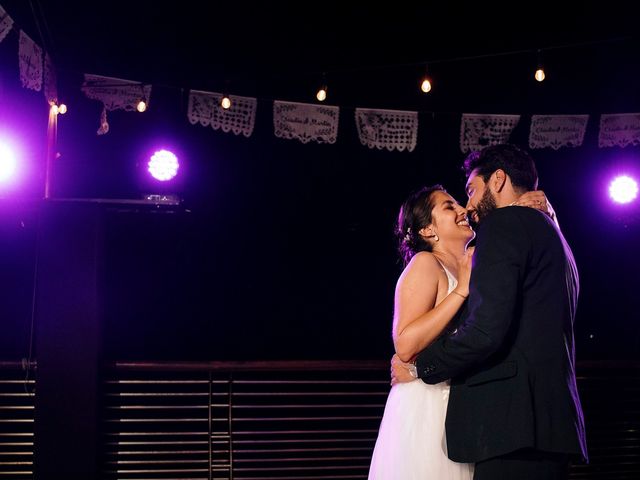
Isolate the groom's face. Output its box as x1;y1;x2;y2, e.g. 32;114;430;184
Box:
465;169;497;227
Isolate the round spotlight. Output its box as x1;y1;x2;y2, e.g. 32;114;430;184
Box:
148;150;179;181
0;142;17;183
609;175;638;204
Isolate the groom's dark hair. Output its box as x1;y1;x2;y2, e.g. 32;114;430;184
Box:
463;144;539;192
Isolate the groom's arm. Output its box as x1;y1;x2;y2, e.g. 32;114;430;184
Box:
415;208;528;384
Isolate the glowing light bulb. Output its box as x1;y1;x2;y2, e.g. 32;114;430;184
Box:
58;104;67;114
50;104;59;115
316;87;327;102
535;68;545;82
420;78;432;93
221;96;231;109
136;100;147;112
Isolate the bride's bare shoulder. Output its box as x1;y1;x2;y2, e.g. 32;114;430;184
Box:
400;251;441;281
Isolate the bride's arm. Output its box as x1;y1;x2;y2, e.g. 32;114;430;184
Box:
515;190;559;227
393;253;469;363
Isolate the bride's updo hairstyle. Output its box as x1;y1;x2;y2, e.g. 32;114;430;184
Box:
396;185;444;266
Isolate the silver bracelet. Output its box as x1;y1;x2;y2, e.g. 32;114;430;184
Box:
408;362;417;378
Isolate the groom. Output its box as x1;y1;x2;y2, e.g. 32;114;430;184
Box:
393;144;587;479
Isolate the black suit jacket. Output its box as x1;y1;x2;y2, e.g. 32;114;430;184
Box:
416;206;588;463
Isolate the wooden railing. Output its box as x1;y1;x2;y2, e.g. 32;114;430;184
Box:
0;361;35;478
1;360;639;479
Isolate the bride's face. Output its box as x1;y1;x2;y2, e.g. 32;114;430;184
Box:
425;191;475;245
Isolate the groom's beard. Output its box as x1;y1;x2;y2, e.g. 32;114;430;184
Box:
470;188;498;228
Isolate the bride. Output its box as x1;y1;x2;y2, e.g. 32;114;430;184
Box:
368;185;550;479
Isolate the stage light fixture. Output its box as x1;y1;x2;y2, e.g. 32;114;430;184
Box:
148;149;179;182
609;175;638;204
0;142;17;183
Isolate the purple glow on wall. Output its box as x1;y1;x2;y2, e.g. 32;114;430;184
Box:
609;175;638;204
148;150;179;181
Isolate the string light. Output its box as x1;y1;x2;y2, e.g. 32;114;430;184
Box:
316;85;327;102
419;65;432;93
220;94;232;109
49;102;68;115
534;49;546;82
136;100;147;112
316;73;328;102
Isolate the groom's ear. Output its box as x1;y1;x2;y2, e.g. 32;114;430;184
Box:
490;169;507;193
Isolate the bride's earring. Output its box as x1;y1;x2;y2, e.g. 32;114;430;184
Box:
433;234;439;242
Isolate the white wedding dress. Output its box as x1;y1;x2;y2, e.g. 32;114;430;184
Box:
368;262;474;479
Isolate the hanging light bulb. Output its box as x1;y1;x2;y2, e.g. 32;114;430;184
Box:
136;99;147;112
420;77;432;93
534;49;546;82
316;85;328;102
420;65;432;93
220;95;232;110
50;101;68;115
316;73;328;102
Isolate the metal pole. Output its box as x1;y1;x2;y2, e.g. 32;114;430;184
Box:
44;105;57;199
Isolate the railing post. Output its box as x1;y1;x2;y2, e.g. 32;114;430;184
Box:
228;372;234;480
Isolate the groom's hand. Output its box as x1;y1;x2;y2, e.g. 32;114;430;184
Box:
390;354;417;386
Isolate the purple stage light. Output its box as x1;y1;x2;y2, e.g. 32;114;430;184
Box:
609;175;638;204
148;150;179;181
0;142;17;183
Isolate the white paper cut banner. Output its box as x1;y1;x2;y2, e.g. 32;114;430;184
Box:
598;113;640;148
188;90;257;137
529;115;589;150
355;108;418;152
460;113;520;153
43;53;57;103
0;6;14;43
81;74;152;134
19;30;42;91
81;73;151;111
273;101;339;144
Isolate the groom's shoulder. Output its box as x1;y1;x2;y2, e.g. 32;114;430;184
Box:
476;207;533;244
483;206;545;227
479;207;522;231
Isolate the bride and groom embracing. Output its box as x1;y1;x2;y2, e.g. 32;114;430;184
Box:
369;144;588;479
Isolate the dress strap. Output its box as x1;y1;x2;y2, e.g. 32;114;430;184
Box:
433;257;458;294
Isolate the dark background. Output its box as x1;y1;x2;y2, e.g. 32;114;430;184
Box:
1;1;639;362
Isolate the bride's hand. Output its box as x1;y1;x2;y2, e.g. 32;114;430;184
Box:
455;246;475;297
514;190;559;226
390;354;417;386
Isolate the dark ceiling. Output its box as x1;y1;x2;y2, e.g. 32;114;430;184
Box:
4;1;639;111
